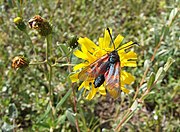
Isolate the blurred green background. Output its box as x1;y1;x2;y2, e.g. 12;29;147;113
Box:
0;0;179;131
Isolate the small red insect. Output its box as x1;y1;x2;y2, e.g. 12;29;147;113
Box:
78;28;138;98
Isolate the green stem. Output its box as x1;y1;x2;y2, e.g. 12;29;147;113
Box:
46;35;55;131
46;36;50;61
29;60;47;65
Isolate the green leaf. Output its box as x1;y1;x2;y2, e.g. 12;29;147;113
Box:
59;44;69;56
154;27;160;45
56;115;66;125
155;67;164;82
65;109;76;126
1;122;14;132
147;72;155;90
37;104;51;123
9;103;18;119
161;26;169;40
122;100;140;126
141;91;155;101
56;88;72;110
163;57;175;72
144;59;151;70
139;83;147;91
130;100;138;111
167;8;178;26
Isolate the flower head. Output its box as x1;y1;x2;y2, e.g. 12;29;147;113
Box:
28;15;52;36
70;29;138;100
12;56;29;70
13;17;26;31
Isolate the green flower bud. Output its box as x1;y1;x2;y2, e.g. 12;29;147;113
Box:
68;36;78;49
13;17;26;31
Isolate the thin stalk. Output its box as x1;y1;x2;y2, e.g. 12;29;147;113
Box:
116;12;177;130
118;36;164;131
67;52;80;132
133;35;163;100
46;35;55;131
29;60;47;65
71;83;80;132
115;109;131;131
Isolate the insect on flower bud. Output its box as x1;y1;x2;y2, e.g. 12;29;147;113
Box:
28;15;52;36
12;56;29;70
13;17;26;31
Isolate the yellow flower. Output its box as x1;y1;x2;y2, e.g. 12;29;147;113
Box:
70;29;138;100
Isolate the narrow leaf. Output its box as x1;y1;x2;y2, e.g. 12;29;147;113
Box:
56;115;66;125
66;109;76;126
155;67;164;82
144;59;151;70
2;122;14;132
9;103;18;119
122;100;139;126
37;104;51;123
130;100;138;111
147;72;155;90
164;57;175;72
154;27;160;45
167;8;178;26
161;26;169;39
59;44;69;55
56;88;72;110
140;91;155;101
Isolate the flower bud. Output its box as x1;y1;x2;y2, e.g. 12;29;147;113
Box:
68;36;78;49
28;15;52;36
12;56;29;70
13;17;26;31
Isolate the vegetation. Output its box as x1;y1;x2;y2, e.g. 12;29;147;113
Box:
0;0;179;131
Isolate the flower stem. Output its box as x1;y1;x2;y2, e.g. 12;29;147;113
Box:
46;35;55;131
67;55;80;132
115;109;131;131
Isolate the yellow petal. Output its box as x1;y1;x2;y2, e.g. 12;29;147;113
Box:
124;61;137;67
125;51;137;60
70;72;79;82
98;37;104;49
98;85;106;96
121;71;135;84
80;44;97;63
118;41;134;51
78;37;97;53
86;85;98;100
93;48;107;58
73;63;88;71
74;50;88;60
86;51;97;63
121;86;130;94
81;44;88;53
114;34;124;49
78;81;85;90
84;81;90;90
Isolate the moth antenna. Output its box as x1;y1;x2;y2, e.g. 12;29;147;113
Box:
107;28;115;49
117;42;139;51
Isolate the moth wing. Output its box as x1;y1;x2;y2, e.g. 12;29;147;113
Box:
105;62;121;99
78;54;109;81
